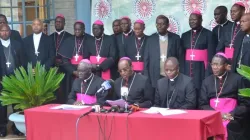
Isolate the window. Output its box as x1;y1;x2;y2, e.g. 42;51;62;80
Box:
0;0;55;37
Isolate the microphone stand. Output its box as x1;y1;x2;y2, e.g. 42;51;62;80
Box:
75;108;95;140
123;95;130;113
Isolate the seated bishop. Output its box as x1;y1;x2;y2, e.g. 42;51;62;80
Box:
113;57;154;108
154;57;197;109
199;52;250;140
67;59;108;106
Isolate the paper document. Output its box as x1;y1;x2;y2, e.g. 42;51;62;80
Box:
142;107;187;116
50;104;89;110
106;99;126;108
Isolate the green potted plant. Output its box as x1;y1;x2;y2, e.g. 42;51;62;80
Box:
0;62;64;135
237;65;250;97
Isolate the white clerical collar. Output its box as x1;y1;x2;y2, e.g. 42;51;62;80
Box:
169;74;178;81
84;73;93;82
56;30;64;35
220;20;228;27
123;30;133;36
217;71;227;79
246;34;250;37
159;33;168;41
0;38;10;48
236;21;240;25
33;32;42;37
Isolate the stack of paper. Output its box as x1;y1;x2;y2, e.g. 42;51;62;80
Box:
50;104;89;110
141;107;187;116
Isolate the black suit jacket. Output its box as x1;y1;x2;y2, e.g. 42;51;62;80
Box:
23;33;55;69
10;30;23;44
154;73;197;109
0;39;26;76
144;32;183;87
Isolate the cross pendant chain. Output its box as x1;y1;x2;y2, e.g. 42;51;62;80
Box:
35;51;39;56
161;55;166;62
96;55;101;62
214;98;220;107
135;53;141;61
6;62;11;68
190;51;195;60
75;54;79;61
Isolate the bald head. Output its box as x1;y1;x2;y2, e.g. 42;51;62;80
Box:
118;59;133;80
240;13;250;33
32;18;43;34
164;57;179;79
77;61;92;79
0;24;10;30
165;57;179;67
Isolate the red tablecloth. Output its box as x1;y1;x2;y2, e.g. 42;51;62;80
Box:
25;104;225;140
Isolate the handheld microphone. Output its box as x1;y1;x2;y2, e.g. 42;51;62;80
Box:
96;80;112;93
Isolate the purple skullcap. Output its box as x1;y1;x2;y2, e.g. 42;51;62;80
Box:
119;57;131;61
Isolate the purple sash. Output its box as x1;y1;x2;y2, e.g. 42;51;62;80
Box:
76;93;97;104
210;98;237;139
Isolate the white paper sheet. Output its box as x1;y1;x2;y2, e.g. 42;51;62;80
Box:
50;104;89;110
141;107;187;116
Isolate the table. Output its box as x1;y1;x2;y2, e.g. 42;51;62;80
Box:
25;104;225;140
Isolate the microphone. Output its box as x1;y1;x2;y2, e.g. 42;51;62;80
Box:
79;106;98;118
96;80;112;93
106;105;119;113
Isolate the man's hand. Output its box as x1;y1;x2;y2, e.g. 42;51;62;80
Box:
222;113;234;121
73;101;84;106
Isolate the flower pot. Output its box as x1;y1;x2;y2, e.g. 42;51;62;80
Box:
9;112;26;135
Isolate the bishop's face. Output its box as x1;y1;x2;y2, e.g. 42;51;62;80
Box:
113;21;121;35
77;64;91;80
214;8;226;24
231;5;244;21
118;60;133;80
156;18;168;35
55;17;65;32
32;20;43;34
189;14;202;29
120;19;131;33
0;25;11;40
92;24;103;38
164;61;179;79
211;57;227;76
240;15;250;32
133;23;144;37
74;23;84;37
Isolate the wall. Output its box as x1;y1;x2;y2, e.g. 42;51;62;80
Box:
91;0;249;36
49;0;75;34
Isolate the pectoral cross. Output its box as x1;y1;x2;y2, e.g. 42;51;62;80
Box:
75;54;79;61
135;53;141;61
190;51;195;60
229;43;233;48
214;98;220;107
96;55;101;62
35;51;39;56
6;62;11;68
160;55;166;62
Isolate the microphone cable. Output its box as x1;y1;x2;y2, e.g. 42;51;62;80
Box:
75;108;95;140
97;113;107;140
107;114;115;140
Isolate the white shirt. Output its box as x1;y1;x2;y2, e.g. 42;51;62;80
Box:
0;38;10;48
33;32;42;53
